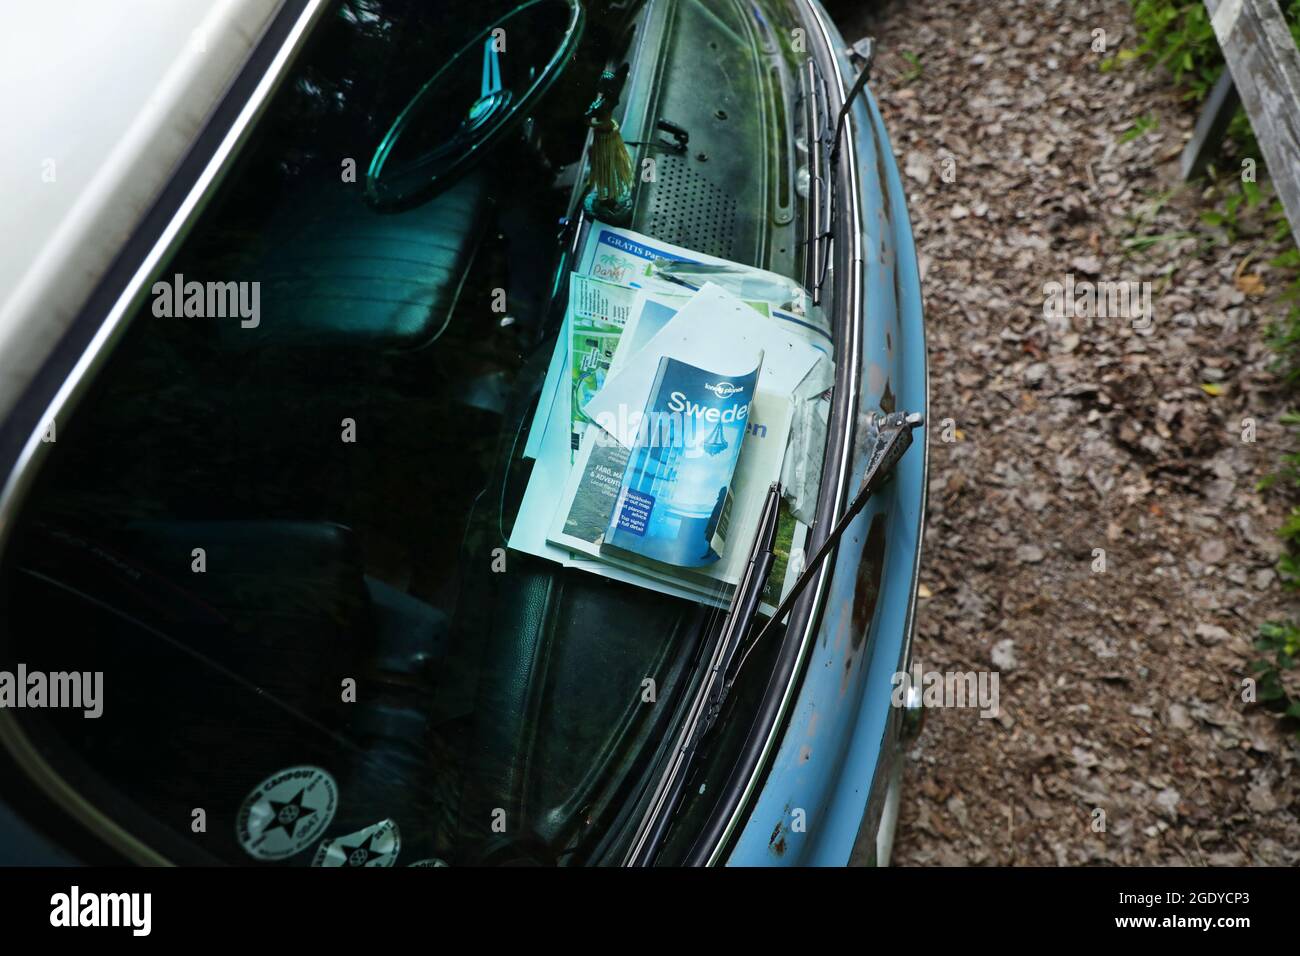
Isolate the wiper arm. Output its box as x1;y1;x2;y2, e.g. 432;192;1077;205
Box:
827;50;874;172
739;411;923;668
625;411;921;865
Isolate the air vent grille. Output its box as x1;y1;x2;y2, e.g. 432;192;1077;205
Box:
644;155;739;260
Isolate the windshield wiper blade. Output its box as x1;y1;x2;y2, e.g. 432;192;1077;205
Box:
698;482;783;739
805;49;874;303
624;482;782;866
802;59;831;303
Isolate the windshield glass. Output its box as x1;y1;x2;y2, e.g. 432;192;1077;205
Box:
0;0;829;866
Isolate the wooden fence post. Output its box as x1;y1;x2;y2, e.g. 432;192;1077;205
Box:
1201;0;1300;247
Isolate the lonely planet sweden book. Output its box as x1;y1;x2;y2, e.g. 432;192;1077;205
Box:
602;355;761;569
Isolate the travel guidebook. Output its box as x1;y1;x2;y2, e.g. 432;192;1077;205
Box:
602;355;761;569
550;388;793;593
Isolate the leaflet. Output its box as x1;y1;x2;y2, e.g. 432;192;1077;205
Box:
609;289;774;379
578;223;801;302
567;275;638;459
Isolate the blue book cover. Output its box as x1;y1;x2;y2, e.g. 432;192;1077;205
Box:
602;355;761;568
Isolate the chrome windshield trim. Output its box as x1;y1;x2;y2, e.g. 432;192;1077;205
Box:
704;0;863;865
0;0;327;866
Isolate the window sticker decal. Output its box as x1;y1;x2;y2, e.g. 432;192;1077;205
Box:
236;766;338;861
312;819;401;868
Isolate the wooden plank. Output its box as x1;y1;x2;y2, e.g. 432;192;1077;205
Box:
1180;70;1242;179
1204;0;1300;246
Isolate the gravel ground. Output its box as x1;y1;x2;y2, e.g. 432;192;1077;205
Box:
826;0;1300;865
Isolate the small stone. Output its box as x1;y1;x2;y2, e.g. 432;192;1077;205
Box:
1072;746;1100;769
904;152;932;184
1154;788;1181;818
1194;622;1231;646
992;638;1018;671
1198;538;1228;564
1246;781;1277;814
1017;544;1045;563
946;795;969;826
1166;704;1192;730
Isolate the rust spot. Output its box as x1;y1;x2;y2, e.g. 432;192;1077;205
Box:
874;146;893;225
880;379;895;415
769;819;785;854
833;607;850;652
849;514;888;647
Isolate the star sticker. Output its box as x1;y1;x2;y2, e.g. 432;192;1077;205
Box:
263;788;316;839
338;832;387;867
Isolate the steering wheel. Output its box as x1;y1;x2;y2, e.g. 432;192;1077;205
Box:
366;0;584;211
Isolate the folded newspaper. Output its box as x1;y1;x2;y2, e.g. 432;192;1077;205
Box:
509;223;831;608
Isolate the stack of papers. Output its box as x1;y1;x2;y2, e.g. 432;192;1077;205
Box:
508;224;834;608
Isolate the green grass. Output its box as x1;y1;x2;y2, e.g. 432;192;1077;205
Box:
1122;0;1300;156
1119;112;1159;142
899;51;923;84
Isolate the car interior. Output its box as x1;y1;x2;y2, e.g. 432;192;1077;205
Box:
0;0;814;865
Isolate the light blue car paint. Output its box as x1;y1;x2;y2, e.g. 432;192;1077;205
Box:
728;24;928;867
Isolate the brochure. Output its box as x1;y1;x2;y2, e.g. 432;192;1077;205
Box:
524;223;812;461
568;275;638;459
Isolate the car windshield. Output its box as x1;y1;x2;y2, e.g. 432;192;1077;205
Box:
0;0;829;866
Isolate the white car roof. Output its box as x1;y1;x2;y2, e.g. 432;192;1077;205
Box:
0;0;284;424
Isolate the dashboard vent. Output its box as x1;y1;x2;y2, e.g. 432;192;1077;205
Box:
643;154;739;261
